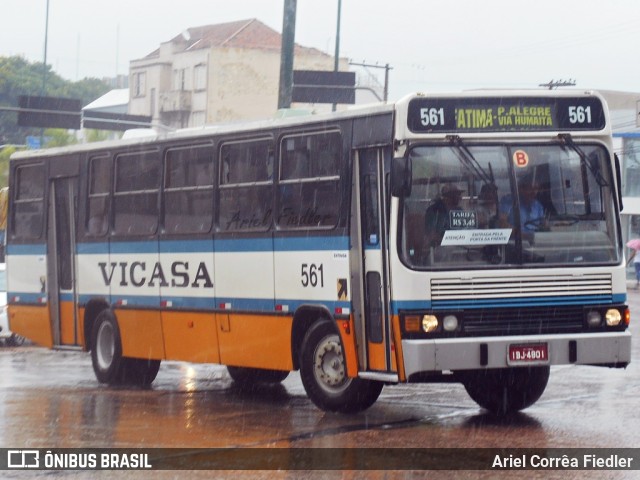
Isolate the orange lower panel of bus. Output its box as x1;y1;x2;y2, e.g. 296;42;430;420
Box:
391;314;406;382
114;309;296;371
8;305;53;348
161;311;220;364
59;301;79;346
216;313;294;371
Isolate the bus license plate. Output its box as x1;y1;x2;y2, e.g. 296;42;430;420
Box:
508;343;549;364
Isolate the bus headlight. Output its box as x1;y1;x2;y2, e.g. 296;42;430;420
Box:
605;309;622;326
442;314;459;332
586;310;602;328
422;315;439;333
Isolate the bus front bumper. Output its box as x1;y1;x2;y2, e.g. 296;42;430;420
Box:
402;331;631;379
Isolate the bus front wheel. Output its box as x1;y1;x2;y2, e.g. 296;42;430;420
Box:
299;320;382;413
461;366;550;416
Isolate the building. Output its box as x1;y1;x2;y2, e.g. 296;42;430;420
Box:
602;91;640;233
128;18;349;129
600;90;640;278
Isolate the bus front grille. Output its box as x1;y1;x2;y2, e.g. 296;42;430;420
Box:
430;273;613;304
429;273;614;336
462;306;585;335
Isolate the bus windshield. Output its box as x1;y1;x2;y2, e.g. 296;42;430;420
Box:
401;142;620;268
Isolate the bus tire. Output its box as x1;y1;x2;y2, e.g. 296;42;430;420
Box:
299;320;382;413
461;366;550;416
91;309;127;385
126;358;161;386
227;366;289;385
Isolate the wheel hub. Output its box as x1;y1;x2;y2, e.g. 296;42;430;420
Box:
313;335;347;390
96;322;115;370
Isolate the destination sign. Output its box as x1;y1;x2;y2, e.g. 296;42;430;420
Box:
407;96;606;133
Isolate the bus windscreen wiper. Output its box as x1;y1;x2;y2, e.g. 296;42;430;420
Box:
557;133;608;188
446;135;494;185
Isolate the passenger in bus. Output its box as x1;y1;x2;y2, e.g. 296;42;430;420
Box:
424;184;463;246
499;177;546;233
88;199;109;235
476;183;499;228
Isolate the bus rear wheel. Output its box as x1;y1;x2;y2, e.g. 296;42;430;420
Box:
461;366;550;416
91;309;127;385
90;309;161;386
299;321;382;413
227;366;289;385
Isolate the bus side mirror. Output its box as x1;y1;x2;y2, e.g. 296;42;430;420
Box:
391;156;412;197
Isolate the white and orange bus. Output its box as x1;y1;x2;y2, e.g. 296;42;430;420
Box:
6;90;631;415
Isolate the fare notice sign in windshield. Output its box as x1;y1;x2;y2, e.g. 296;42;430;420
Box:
407;96;606;133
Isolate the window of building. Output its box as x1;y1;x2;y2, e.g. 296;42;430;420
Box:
113;150;160;235
86;155;111;236
218;138;273;232
194;64;207;91
164;145;214;234
133;72;146;98
277;131;342;230
11;164;45;239
173;68;187;91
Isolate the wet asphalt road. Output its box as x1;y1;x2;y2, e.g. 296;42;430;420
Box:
0;286;639;479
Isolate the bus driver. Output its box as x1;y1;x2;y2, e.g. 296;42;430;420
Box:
424;184;464;246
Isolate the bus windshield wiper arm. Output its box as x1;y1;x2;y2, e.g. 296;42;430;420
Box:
446;135;493;184
557;133;608;187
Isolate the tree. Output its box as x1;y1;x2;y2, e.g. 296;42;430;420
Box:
0;56;112;145
0;145;22;188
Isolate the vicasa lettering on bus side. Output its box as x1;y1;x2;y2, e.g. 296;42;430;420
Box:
98;261;214;288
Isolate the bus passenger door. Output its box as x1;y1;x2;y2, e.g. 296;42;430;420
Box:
357;148;393;372
47;173;80;347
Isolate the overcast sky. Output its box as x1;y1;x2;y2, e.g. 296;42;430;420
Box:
2;0;640;102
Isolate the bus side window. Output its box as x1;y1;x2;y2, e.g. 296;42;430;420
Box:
86;155;111;236
12;164;45;240
164;145;214;234
277;131;342;230
113;150;161;236
218;138;273;233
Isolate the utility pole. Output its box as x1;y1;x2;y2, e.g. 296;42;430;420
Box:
349;61;392;102
41;0;50;146
278;0;297;110
42;0;50;95
332;0;342;112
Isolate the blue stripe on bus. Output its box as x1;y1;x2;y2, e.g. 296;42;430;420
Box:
7;244;46;255
161;240;213;253
73;293;349;313
392;294;624;313
214;297;276;311
274;298;352;312
76;236;349;255
77;243;108;254
7;292;47;304
274;236;349;251
214;237;273;252
110;241;158;254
